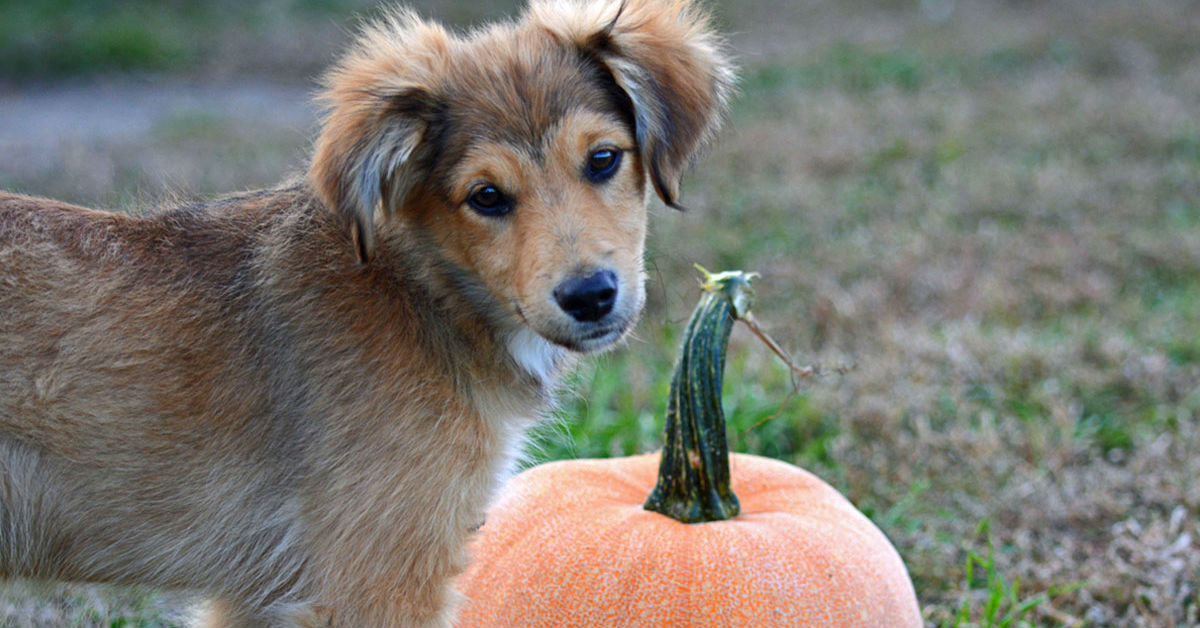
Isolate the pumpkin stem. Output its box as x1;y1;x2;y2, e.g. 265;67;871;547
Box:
643;268;757;524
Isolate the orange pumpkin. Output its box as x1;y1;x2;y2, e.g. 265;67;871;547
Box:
455;271;921;627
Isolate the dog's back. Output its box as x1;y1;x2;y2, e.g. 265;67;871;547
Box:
0;189;310;585
1;187;474;623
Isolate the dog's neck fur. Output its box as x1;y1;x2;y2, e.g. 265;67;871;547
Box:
505;326;568;391
369;210;574;401
257;182;567;396
256;179;565;451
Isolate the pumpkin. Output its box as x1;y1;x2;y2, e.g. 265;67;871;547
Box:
455;270;922;628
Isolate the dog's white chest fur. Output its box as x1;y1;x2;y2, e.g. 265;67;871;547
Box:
506;326;566;388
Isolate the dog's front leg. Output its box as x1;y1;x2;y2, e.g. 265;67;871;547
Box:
305;559;459;628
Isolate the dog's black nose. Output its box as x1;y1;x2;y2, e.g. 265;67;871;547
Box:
554;271;618;323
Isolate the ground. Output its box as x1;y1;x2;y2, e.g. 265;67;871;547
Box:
0;0;1197;626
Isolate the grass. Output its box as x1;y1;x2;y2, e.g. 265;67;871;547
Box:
0;581;183;628
0;0;190;78
950;521;1055;628
2;0;1199;626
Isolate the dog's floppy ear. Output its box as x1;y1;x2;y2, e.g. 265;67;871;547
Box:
530;0;736;207
308;11;446;262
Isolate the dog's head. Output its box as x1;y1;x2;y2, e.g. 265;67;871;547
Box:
309;0;734;377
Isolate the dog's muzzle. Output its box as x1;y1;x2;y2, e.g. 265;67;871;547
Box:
553;270;618;323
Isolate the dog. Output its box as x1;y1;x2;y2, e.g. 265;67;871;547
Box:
0;0;733;625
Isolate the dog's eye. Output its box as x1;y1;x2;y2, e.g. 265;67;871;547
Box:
584;148;622;183
467;185;512;217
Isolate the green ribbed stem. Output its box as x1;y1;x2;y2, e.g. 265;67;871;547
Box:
643;269;756;524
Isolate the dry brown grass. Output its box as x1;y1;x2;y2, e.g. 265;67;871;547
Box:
1;0;1198;626
671;0;1200;624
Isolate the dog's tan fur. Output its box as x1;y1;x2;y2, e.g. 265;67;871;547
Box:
0;1;732;626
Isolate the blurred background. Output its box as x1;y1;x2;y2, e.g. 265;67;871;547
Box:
1;0;1198;625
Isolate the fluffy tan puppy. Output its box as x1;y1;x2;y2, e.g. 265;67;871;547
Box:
0;1;733;625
